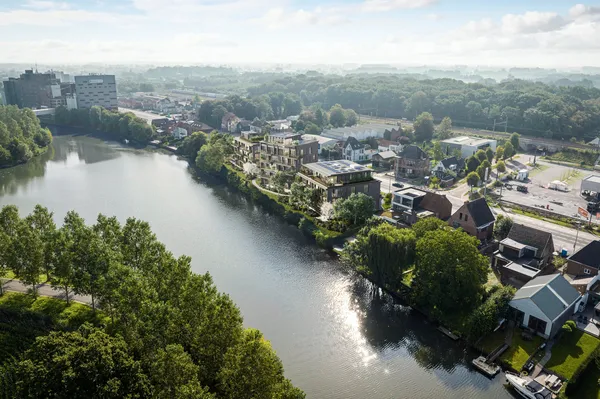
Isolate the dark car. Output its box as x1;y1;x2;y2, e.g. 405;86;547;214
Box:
517;185;528;193
392;182;404;188
588;202;599;213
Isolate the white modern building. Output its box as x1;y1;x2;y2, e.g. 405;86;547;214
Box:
172;126;188;140
322;123;392;141
440;136;497;159
74;74;117;110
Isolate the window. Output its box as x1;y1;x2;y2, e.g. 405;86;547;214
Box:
459;212;463;220
465;215;468;222
585;268;591;275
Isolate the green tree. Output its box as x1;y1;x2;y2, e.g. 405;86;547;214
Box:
218;329;303;399
465;286;515;341
476;165;486;181
493;215;513;240
315;107;327;127
25;205;56;279
495;146;504;162
344;109;358;126
196;143;225;173
475;149;487;163
272;171;295;193
467;171;480;191
510;133;520;151
150;344;214;399
485;147;494;163
466;156;480;173
304;122;320;135
329;104;346;128
178;131;208;160
8;221;44;295
432;142;443;161
436;116;452;140
413;112;435;142
496;160;506;177
503;142;515;160
412;229;488;317
14;324;151;399
412;217;447;239
333;193;375;226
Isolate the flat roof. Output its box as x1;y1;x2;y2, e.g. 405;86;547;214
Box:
441;136;496;146
583;175;600;184
303;160;369;176
503;262;541;278
501;237;528;251
393;187;427;198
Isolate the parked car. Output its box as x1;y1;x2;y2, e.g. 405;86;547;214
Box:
517;185;528;193
587;201;599;213
392;182;404;188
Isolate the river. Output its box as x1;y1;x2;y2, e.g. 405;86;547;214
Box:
0;135;516;399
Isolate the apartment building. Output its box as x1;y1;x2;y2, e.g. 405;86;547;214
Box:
3;70;59;109
259;133;318;175
74;74;117;110
298;160;381;210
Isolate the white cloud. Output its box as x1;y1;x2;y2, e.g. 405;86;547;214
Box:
257;6;350;30
501;11;567;34
0;9;141;26
362;0;436;12
569;4;600;19
24;1;70;10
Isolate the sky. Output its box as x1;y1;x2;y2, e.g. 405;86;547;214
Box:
1;0;600;67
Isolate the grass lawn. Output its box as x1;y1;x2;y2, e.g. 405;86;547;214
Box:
501;330;545;371
547;330;600;380
485;270;500;290
402;269;414;287
3;271;49;283
480;330;505;354
562;363;600;399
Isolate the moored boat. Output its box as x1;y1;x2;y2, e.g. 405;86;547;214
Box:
505;373;552;399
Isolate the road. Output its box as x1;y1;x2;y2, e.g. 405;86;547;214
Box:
2;279;92;305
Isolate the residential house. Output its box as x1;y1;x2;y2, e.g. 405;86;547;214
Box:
268;119;293;132
298;160;381;211
440;136;497;158
172;126;188;140
343;137;368;162
371;151;397;169
259;133;318;184
394;145;430;179
509;274;581;339
564;241;600;300
236;119;252;134
391;187;452;225
221;113;239;133
376;139;403;153
493;223;555;288
433;156;465;177
233;134;260;170
447;198;495;240
383;127;403;142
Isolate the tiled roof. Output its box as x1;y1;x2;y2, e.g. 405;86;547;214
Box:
466;198;495;227
512;274;580;321
507;223;553;254
568;240;600;269
398;145;428;160
344;136;364;150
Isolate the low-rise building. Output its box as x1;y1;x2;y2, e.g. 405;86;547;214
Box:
172;126;188;140
433;156;465;177
440;136;497;159
371;151;397;169
509;274;581;339
376;138;403;153
493;223;555;288
259;133;318;180
566;241;600;278
395;145;430;179
322;123;392;141
301;134;338;155
391;187;452;225
298;160;381;211
342;137;368;162
221;112;239;133
448;198;495;241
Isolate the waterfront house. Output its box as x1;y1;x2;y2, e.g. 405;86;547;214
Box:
233;132;261;170
493;223;555;288
447;198;495;241
172;126;188;140
391;188;452;225
298;160;381;211
509;274;582;339
394;145;430;179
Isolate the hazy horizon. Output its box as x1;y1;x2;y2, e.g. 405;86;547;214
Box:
1;0;599;68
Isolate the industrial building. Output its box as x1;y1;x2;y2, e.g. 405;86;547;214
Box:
74;75;117;110
440;136;497;158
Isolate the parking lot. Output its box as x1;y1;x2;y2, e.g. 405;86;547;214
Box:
495;155;597;223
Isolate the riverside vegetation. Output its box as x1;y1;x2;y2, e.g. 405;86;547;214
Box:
0;105;53;168
0;205;304;399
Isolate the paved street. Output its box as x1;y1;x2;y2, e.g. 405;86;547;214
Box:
2;279;92;305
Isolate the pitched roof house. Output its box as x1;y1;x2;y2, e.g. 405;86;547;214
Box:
566;241;600;277
391;188;451;225
493;223;555;288
371;150;397;169
434;156;465;175
447;198;495;241
509;274;581;338
394;145;430;178
343;137;368;162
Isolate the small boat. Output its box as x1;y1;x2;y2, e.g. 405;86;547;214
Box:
124;139;129;144
471;356;500;377
505;373;552;399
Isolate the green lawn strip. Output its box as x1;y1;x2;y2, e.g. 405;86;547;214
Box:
561;363;600;399
3;271;48;283
547;330;600;380
500;331;544;371
485;270;500;290
479;330;505;354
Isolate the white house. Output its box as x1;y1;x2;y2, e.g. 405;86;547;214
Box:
509;274;582;339
440;136;497;159
433;156;465;175
301;134;338;154
343;137;368;162
322;123;392;141
172;126;188;140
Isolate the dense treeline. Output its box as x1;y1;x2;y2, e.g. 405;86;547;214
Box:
0;106;53;168
0;205;304;399
342;218;514;339
54;106;155;144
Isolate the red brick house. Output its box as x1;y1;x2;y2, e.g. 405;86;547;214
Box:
394;145;430;179
448;198;495;240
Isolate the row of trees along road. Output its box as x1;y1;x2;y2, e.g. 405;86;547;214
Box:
240;74;600;140
0;105;53;168
54;105;156;144
342;217;515;340
0;204;305;399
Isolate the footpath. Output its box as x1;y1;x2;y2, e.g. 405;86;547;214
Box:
2;279;92;305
